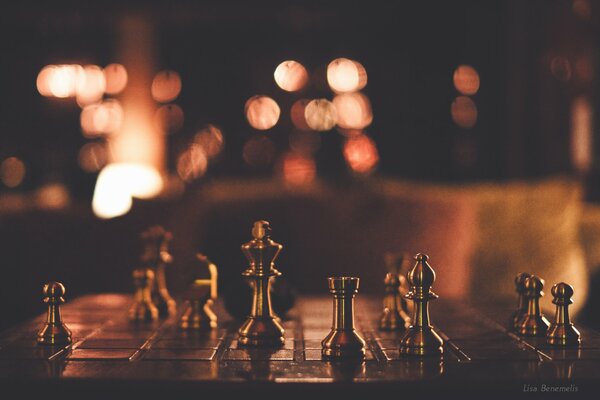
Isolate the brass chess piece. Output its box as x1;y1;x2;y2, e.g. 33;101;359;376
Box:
510;272;531;331
37;282;72;346
238;220;285;347
380;253;411;331
129;268;159;322
321;276;366;359
547;282;581;347
180;253;219;330
516;275;550;336
141;226;176;317
399;253;444;357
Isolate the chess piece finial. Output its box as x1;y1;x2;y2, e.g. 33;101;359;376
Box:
238;220;285;346
141;226;176;317
547;282;581;347
37;282;72;345
380;253;411;331
322;277;366;359
516;275;550;336
510;272;531;331
399;253;444;356
180;253;219;330
129;268;159;322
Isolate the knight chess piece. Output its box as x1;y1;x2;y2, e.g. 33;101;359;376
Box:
140;226;176;317
129;268;159;322
321;276;366;359
510;272;531;331
399;253;444;356
37;282;72;346
547;282;581;347
180;253;219;330
516;275;550;337
238;220;285;347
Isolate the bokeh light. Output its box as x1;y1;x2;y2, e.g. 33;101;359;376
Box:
343;134;379;174
48;64;83;98
154;104;184;134
35;183;70;210
78;142;108;172
304;99;337;131
280;152;316;186
80;99;123;137
333;92;373;129
177;144;208;182
245;95;280;130
453;65;480;95
290;99;311;131
194;125;224;159
274;60;309;92
242;135;276;167
76;65;106;106
0;157;26;188
451;96;478;129
103;63;128;95
151;70;182;103
327;58;367;93
36;65;57;97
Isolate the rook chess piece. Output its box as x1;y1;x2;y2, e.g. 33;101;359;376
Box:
516;275;550;336
399;253;444;356
129;268;159;322
140;226;176;317
510;272;531;331
180;253;219;330
37;282;72;345
238;220;285;347
547;282;581;347
321;276;366;359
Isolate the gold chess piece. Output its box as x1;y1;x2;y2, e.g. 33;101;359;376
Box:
321;276;366;359
399;253;444;357
141;226;176;317
510;272;531;331
129;268;159;322
180;253;219;330
37;282;72;346
238;220;285;347
380;253;411;331
547;282;581;347
516;275;550;336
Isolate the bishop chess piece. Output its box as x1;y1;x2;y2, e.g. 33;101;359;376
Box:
321;276;366;359
37;282;72;346
140;226;176;317
180;253;219;330
380;253;411;331
399;253;444;356
129;268;159;322
238;220;285;347
516;275;550;337
510;272;531;331
547;282;581;347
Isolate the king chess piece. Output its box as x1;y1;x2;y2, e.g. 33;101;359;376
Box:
180;253;219;330
516;275;550;337
129;268;159;322
37;282;72;345
510;272;531;331
140;226;176;317
238;220;285;347
547;282;581;347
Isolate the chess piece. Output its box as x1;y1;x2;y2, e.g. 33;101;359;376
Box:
238;220;285;347
37;282;72;345
399;253;444;356
129;268;159;322
321;276;366;359
180;253;218;330
547;282;581;347
380;253;411;331
516;275;550;336
140;226;176;317
510;272;531;331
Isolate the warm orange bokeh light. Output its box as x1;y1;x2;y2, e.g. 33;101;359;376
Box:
48;65;83;98
343;134;379;174
78;142;108;172
280;152;316;186
151;70;182;103
242;135;276;167
154;104;184;134
274;60;309;92
0;157;26;188
194;125;224;159
571;96;593;173
35;183;70;210
80;100;124;137
177;144;208;182
36;65;57;97
327;58;367;93
451;96;478;129
290;99;311;131
245;95;280;130
333;92;373;129
453;65;480;95
103;63;128;95
76;65;106;106
304;99;337;131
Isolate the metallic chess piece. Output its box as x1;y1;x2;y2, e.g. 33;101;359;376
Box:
129;268;159;322
516;275;550;337
379;272;410;331
399;253;444;357
37;282;72;346
180;254;219;330
141;226;176;317
238;220;285;347
510;272;531;331
321;276;366;360
547;282;581;347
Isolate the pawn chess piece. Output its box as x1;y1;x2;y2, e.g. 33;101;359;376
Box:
379;272;410;331
547;282;581;347
399;253;443;356
37;282;72;345
180;253;219;330
321;276;366;359
516;275;550;337
129;268;159;322
510;272;531;331
140;226;176;317
238;220;285;347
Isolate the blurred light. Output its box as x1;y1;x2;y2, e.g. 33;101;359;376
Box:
35;183;70;210
80;99;123;137
245;95;280;130
194;125;224;159
0;157;26;188
280;152;316;185
333;92;373;129
242;135;276;167
274;60;309;92
290;99;311;131
36;65;57;97
78;142;108;172
76;65;106;106
573;0;591;19
48;65;83;98
451;96;477;129
103;63;128;95
289;130;321;155
343;134;379;174
151;70;182;103
304;99;337;131
571;96;593;172
177;144;208;182
327;58;367;93
575;55;594;83
453;65;480;95
550;56;572;81
154;104;184;134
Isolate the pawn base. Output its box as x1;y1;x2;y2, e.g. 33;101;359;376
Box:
399;327;444;357
37;323;72;346
517;315;550;337
238;316;285;347
547;323;581;347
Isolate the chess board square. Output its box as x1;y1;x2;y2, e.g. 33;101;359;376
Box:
152;338;221;349
302;329;333;340
0;346;66;360
223;349;294;361
303;339;323;349
304;349;375;361
375;338;400;349
159;329;226;340
67;348;139;361
92;331;155;340
143;349;216;361
229;339;294;350
78;339;147;349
